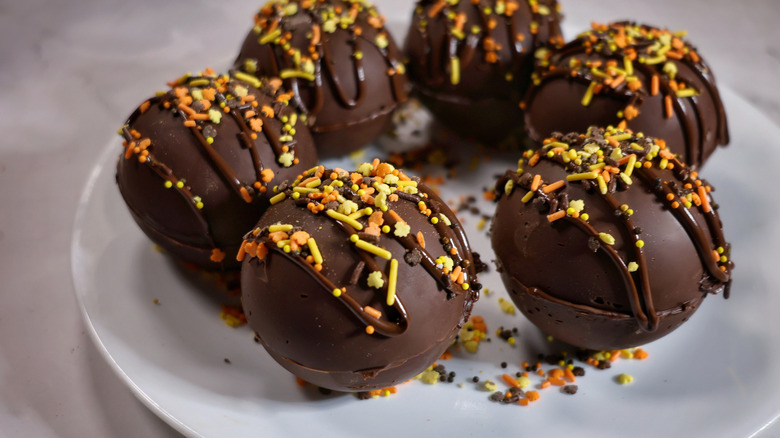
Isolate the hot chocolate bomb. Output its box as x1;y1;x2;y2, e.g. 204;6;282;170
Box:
240;161;481;391
234;0;408;157
523;22;729;168
491;127;733;350
404;0;563;143
116;72;318;271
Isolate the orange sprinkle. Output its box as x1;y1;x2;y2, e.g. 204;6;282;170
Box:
365;325;375;335
139;100;151;114
564;368;576;382
416;231;426;249
546;210;566;222
698;186;711;213
526;390;540;401
610;350;621;362
450;266;462;282
549;368;564;379
530;174;542;191
665;95;674;118
634;348;649;360
549;377;566;386
439;349;452;360
363;306;382;319
528;153;540;167
518;398;530;406
296;377;307;387
540;380;551;389
183;120;196;128
210;248;225;263
240;186;252;203
651;75;660;96
502;374;520;388
542;180;565;193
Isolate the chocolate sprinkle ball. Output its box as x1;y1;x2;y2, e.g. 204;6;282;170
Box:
239;161;481;391
404;0;563;143
523;22;729;168
491;127;733;350
234;0;408;157
116;71;318;271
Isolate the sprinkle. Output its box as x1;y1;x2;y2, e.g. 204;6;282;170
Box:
363;305;382;319
326;209;364;230
449;56;461;85
307;237;323;264
636;240;645;248
616;373;634;385
566;171;599;181
354;239;392;260
269;192;287;205
542;180;565;193
530;174;542;191
387;258;398;306
627;261;638;272
268;224;293;233
547;210;566;222
581;81;597;107
599;232;615;245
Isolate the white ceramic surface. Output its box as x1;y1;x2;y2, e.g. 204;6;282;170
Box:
72;87;780;438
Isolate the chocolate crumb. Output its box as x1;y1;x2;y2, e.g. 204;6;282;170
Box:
562;385;578;394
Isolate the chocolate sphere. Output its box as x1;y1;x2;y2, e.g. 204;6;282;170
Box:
404;0;563;143
523;22;729;168
240;161;480;391
116;72;318;271
234;0;408;157
491;127;733;350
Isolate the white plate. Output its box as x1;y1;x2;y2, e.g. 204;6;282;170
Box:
72;86;780;437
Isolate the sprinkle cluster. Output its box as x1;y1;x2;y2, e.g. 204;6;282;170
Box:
412;0;563;85
239;160;481;335
240;0;406;93
120;70;306;207
529;22;708;121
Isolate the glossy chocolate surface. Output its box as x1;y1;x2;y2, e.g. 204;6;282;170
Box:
234;0;408;157
491;127;732;350
116;72;318;270
404;0;563;142
240;162;481;391
524;22;729;168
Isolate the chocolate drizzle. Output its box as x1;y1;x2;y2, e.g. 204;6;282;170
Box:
494;127;732;334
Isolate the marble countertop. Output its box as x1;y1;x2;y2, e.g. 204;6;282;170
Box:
2;0;779;436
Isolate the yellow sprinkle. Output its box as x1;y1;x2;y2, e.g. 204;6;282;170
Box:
269;192;286;205
326;209;364;230
387;259;398;306
354;239;392;260
268;224;293;233
598;232;615;245
332;288;342;297
616;373;634;385
233;71;262;88
307;237;323;264
581;81;597;107
521;190;535;203
596;174;607;194
450;56;461;85
636;240;645;248
566;171;599;181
